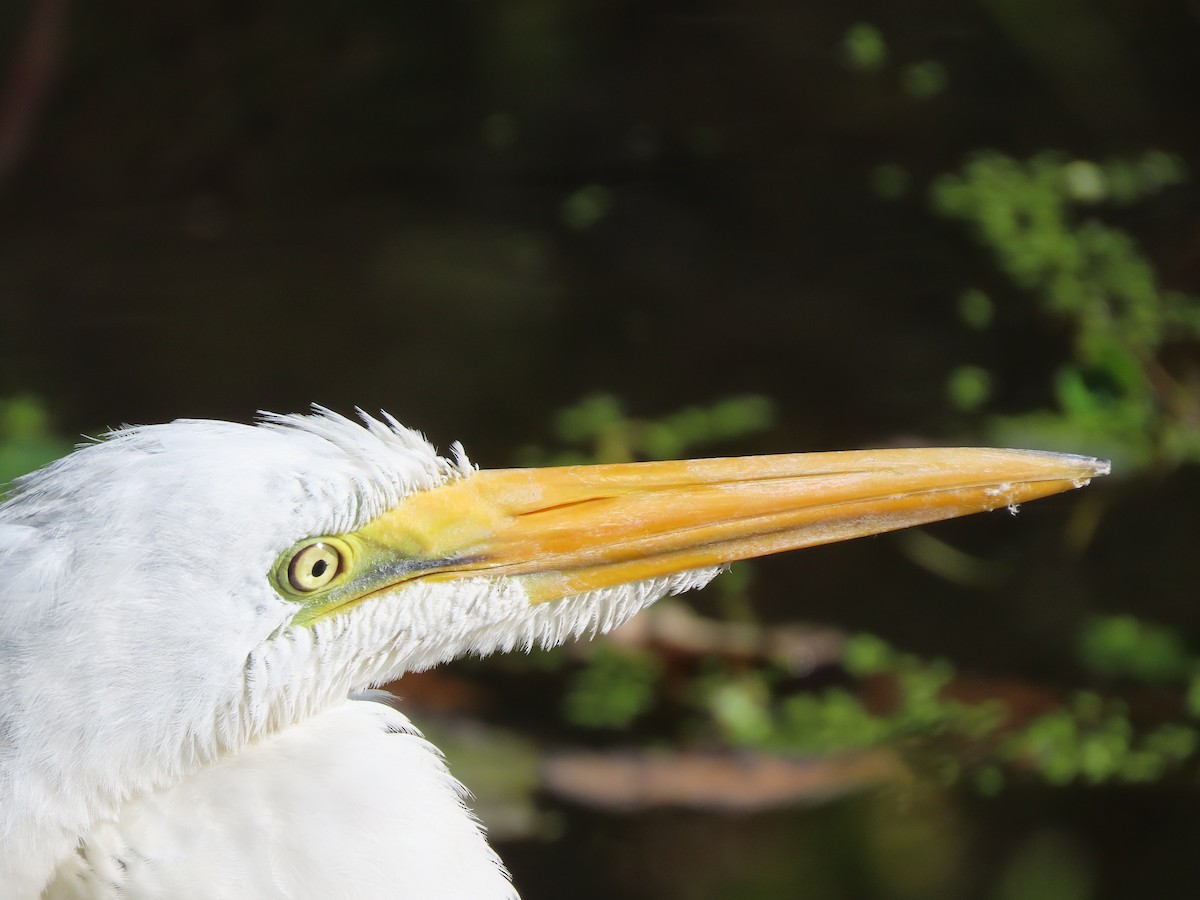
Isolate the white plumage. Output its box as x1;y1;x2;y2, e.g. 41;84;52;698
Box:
0;409;1106;898
1;411;713;898
46;700;514;899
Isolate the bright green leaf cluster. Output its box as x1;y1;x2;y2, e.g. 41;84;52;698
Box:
705;675;775;745
1077;615;1192;683
699;634;1006;762
932;150;1199;469
1003;693;1197;785
692;628;1200;791
842;633;898;677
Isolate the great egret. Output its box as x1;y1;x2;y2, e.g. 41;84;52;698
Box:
0;409;1107;899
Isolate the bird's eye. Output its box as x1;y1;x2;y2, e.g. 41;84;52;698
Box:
287;541;343;592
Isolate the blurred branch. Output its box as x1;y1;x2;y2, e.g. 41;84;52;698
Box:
605;602;845;676
541;747;905;812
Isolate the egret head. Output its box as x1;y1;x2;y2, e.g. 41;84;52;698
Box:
0;407;1107;893
0;410;477;887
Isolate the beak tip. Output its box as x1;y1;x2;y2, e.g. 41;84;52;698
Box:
1024;449;1110;482
1073;453;1112;480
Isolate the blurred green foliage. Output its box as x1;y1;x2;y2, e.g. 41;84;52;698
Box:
560;184;613;232
699;635;1002;765
1078;614;1200;724
933;150;1200;470
913;148;1200;787
946;365;993;414
0;395;73;494
1005;694;1196;786
696;629;1199;791
957;288;995;331
901;61;948;101
515;392;776;466
1077;615;1192;683
842;23;888;72
563;646;662;729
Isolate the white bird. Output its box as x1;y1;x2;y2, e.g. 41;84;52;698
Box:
0;408;1107;899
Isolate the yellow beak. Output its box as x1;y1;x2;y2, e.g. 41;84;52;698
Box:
350;447;1108;606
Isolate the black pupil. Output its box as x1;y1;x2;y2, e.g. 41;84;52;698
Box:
311;558;328;578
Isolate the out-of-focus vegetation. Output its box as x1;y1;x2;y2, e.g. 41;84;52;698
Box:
0;395;72;492
704;625;1200;791
564;644;663;730
934;151;1200;471
513;392;777;467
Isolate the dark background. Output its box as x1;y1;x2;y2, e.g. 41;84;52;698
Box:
3;2;1200;898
